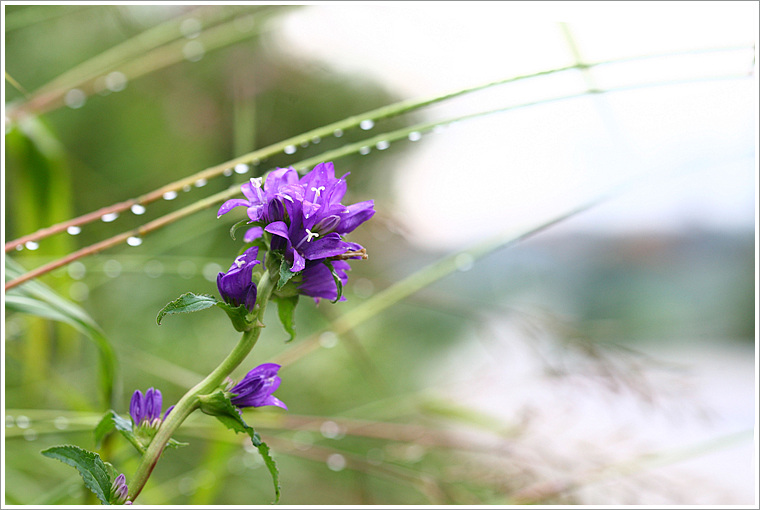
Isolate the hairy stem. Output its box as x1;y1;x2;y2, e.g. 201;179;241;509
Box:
127;269;276;502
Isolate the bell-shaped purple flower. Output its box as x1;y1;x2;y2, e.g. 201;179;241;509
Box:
217;247;261;311
130;388;173;428
298;260;351;303
229;363;287;410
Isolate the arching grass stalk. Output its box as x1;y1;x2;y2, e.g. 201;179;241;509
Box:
127;269;276;502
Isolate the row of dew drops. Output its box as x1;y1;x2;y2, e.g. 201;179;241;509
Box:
14;111;443;254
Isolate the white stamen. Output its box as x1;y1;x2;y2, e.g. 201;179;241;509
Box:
311;186;326;198
234;256;246;268
305;229;320;242
250;177;262;188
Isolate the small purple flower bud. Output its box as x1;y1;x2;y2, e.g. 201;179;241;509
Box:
129;388;170;428
217;247;260;311
111;473;129;504
229;363;287;410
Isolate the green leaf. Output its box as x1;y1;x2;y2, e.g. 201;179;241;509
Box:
214;301;253;332
41;445;113;505
94;410;145;454
275;295;299;342
5;257;118;409
199;390;280;502
156;292;218;325
323;260;344;303
277;258;297;290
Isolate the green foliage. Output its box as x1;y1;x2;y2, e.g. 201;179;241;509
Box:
323;260;344;304
198;390;280;503
40;445;113;505
156;293;219;325
274;295;299;342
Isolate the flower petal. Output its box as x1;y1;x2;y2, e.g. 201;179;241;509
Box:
337;200;375;234
217;199;250;218
243;226;263;243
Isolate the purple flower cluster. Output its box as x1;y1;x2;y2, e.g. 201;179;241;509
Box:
218;162;374;301
111;473;130;505
130;388;173;429
229;363;287;410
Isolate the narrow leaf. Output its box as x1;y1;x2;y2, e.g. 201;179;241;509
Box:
229;218;250;240
156;292;218;325
275;295;299;342
324;260;343;303
198;390;280;502
41;445;112;505
214;301;253;332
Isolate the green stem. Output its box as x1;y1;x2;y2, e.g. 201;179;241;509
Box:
127;270;276;502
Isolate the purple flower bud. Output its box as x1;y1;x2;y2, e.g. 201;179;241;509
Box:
217;247;261;311
129;388;170;427
111;473;129;504
229;363;287;410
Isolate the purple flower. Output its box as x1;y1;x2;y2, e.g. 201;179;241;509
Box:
217;247;261;311
229;363;287;410
298;260;351;303
217;167;303;224
111;473;129;505
130;388;173;428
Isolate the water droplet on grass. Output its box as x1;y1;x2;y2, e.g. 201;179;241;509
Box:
131;204;146;215
183;40;205;62
408;131;422;141
127;236;143;247
64;89;86;109
319;331;338;348
105;71;127;92
376;140;390;150
54;416;69;430
359;146;370;155
101;212;119;222
163;191;178;201
359;119;374;130
333;129;343;137
320;421;341;439
223;168;233;176
144;260;164;278
180;18;202;39
311;136;321;144
194;178;207;187
68;261;86;280
326;453;346;472
67;225;81;235
234;163;249;174
24;241;39;250
16;416;30;429
284;145;296;154
103;259;122;278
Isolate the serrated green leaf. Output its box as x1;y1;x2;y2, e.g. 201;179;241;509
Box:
275;295;299;342
277;258;297;290
323;260;344;303
41;445;113;505
198;390;279;502
156;292;218;325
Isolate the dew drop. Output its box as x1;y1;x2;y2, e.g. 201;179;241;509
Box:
54;416;69;430
6;415;14;428
68;261;86;280
94;76;110;96
320;421;341;439
183;184;191;192
319;331;338;349
194;178;208;187
105;71;127;92
359;146;370;156
24;429;38;441
24;241;39;250
183;40;205;62
131;204;146;215
70;282;89;301
64;89;86;109
311;136;321;144
16;415;30;429
223;168;233;176
101;212;119;222
408;131;422;142
326;453;346;472
359;119;374;130
103;259;122;278
455;253;474;272
15;245;24;251
251;158;261;166
180;17;202;39
144;259;164;278
163;190;178;200
333;129;344;138
284;145;297;155
376;140;390;150
234;163;249;175
127;236;143;247
202;262;223;282
433;124;447;134
67;225;81;235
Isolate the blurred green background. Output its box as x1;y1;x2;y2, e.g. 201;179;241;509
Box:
4;4;756;506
